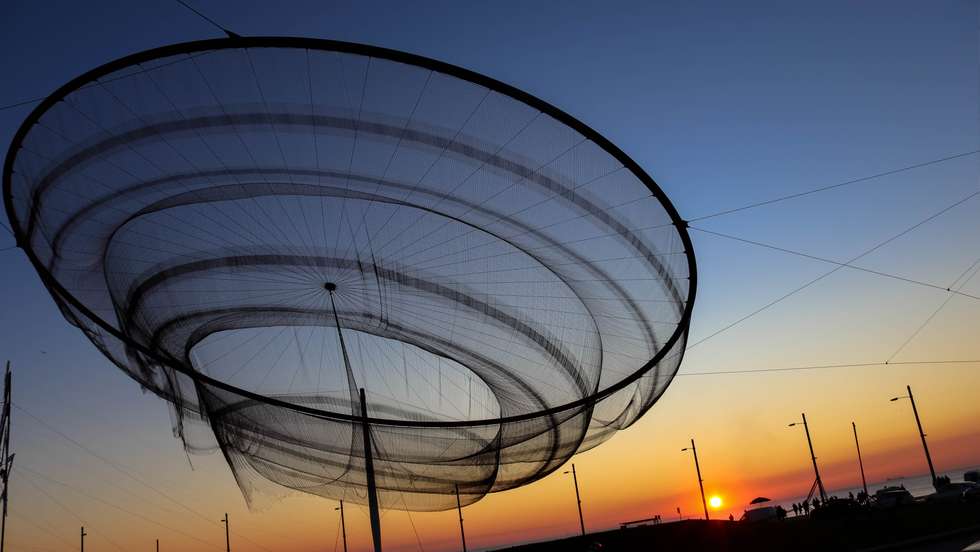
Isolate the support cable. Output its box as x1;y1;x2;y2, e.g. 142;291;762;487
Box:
689;226;980;301
173;0;240;38
688;150;980;222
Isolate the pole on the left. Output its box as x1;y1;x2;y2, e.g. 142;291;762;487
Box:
221;513;230;552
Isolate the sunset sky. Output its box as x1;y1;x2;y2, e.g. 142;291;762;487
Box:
1;1;978;551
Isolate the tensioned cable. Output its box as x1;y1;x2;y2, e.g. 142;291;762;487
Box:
0;52;214;113
689;226;980;301
677;359;980;377
687;150;980;222
9;510;76;549
683;187;979;352
12;403;280;551
19;473;128;552
886;256;980;362
173;0;240;38
19;466;224;550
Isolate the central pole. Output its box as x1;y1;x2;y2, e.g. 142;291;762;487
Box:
801;413;827;502
852;422;868;497
571;464;585;536
327;283;381;551
455;484;467;552
690;439;709;520
907;385;937;487
360;388;382;552
80;527;87;552
156;538;159;552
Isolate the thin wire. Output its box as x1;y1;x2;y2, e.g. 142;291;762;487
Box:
13;403;280;551
886;257;980;362
20;466;223;550
402;496;426;552
690;226;980;301
19;473;128;552
0;51;213;112
0;95;46;111
8;510;76;549
688;150;980;222
678;359;980;377
173;0;239;37
684;187;979;352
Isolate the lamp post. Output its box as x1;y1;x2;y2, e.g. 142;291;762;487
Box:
563;464;586;536
852;422;868;497
220;513;230;552
788;413;827;502
455;484;467;552
681;438;709;520
891;385;937;488
335;501;348;552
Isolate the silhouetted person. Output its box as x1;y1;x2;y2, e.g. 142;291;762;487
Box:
802;500;810;515
776;506;787;520
792;503;799;516
729;514;734;522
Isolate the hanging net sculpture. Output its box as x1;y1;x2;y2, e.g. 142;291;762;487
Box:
3;38;696;511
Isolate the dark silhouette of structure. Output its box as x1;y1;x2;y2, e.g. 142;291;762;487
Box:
220;513;230;552
681;438;709;520
564;464;586;536
0;363;12;552
2;39;696;550
789;413;827;503
891;385;937;488
335;500;348;552
455;484;468;552
80;527;87;552
851;421;868;497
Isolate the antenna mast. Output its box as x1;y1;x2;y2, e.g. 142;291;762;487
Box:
0;362;12;552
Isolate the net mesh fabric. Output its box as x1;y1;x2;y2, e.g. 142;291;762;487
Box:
5;41;693;511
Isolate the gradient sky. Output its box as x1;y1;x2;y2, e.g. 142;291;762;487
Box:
1;1;978;550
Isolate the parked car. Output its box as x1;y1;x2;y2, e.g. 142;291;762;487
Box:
810;497;865;520
926;482;976;503
963;484;980;502
873;486;914;508
741;506;780;522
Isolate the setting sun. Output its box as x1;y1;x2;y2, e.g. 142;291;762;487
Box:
709;496;723;509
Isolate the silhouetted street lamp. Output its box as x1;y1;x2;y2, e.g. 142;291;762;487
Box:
788;413;827;502
563;464;586;536
891;384;937;488
335;501;348;552
681;438;709;520
220;514;230;552
852;421;868;497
